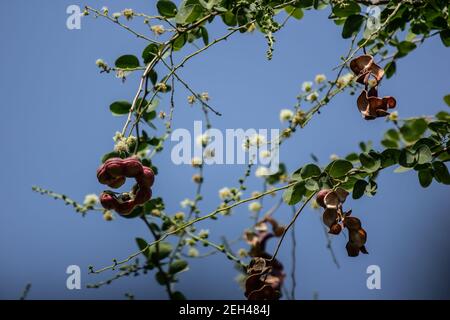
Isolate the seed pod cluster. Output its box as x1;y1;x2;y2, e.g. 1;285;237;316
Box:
244;257;284;301
97;157;155;216
316;188;368;257
350;54;397;120
344;216;368;257
243;216;286;300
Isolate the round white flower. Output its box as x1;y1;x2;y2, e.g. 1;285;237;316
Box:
196;134;210;146
248;202;262;212
151;25;165;35
122;8;134;20
306;92;319;102
279;109;294;122
336;73;354;88
219;187;232;200
103;210;113;221
255;166;270;177
126;135;137;147
83;194;99;207
95;59;106;68
250;134;266;147
191;157;203;167
260;150;271;158
114;140;129;153
200;92;209;101
113;131;123;142
188;248;199;257
302;81;313;92
180;198;195;208
315;74;327;84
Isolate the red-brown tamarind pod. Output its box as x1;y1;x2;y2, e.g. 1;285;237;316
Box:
137;166;155;188
100;192;118;210
134;188;152;206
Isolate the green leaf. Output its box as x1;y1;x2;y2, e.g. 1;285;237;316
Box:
169;259;189;274
381;139;399;148
283;182;306;205
305;179;319;192
148;69;158;85
385;129;400;141
342;14;364;39
142;44;159;64
175;3;203;24
418;169;433;188
428;120;449;135
399;149;417;168
444;94;450;106
439;29;450;47
329;160;353;178
200;26;209;45
345;152;359;162
101;151;120;163
136;238;150;258
396;41;417;58
416;145;432;165
385;61;396;79
400;118;428;142
110;101;132;116
173;34;187;51
300;163;321;179
146;241;173;262
154;242;172;260
332;2;360;17
155;271;169;285
221;11;237;26
394;166;412;173
381;148;401;168
171;291;187;300
291;167;303;180
359;152;381;172
115;55;140;69
157;0;178;18
432;161;450;184
352;179;368;199
285;6;304;20
436;111;450;121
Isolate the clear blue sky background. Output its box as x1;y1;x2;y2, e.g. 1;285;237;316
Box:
1;0;449;300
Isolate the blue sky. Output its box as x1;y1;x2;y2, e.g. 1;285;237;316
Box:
0;0;449;300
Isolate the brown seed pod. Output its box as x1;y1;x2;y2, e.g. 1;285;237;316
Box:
316;189;331;208
343;216;362;231
346;242;360;257
349;228;367;247
357;90;397;120
335;188;349;203
349;54;384;85
329;223;342;235
324;191;339;209
322;208;338;228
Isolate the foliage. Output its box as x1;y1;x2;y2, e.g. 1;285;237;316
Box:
33;0;450;300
